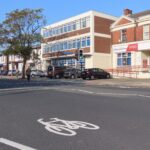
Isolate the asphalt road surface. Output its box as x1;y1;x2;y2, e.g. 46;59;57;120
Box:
0;79;150;150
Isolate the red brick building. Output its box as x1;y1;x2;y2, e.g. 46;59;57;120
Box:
111;9;150;78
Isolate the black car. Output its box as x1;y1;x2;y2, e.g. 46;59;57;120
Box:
64;68;81;79
81;68;111;80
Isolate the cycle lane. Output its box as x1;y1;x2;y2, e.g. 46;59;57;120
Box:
0;89;103;150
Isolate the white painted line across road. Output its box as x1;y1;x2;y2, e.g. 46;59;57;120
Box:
0;138;36;150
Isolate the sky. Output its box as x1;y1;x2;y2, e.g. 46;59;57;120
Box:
0;0;150;25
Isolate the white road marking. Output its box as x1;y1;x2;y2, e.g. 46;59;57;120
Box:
38;118;100;136
0;86;150;99
0;138;36;150
78;89;94;94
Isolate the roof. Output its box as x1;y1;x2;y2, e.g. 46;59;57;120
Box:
131;10;150;18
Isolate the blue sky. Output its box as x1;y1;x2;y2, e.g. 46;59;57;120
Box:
0;0;150;25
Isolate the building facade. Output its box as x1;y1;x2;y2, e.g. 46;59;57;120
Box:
111;9;150;78
41;11;117;71
0;45;42;72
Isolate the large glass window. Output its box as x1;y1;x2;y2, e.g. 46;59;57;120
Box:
68;24;71;32
81;17;86;28
86;17;90;27
60;43;63;51
77;39;81;48
73;40;76;48
117;53;131;66
64;42;67;50
73;22;76;30
81;37;86;47
60;26;63;34
64;25;67;33
76;20;81;30
86;37;90;46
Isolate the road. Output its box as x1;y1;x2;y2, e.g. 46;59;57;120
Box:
0;79;150;150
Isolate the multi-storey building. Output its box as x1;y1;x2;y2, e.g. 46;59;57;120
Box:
41;11;117;71
111;9;150;78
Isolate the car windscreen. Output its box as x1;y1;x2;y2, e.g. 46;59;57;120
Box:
48;66;53;71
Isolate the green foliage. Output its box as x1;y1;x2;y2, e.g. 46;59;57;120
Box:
0;8;46;78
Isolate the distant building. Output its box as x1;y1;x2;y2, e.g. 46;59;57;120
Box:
41;11;117;71
111;9;150;78
0;45;42;72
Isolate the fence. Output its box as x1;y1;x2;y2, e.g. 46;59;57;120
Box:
106;65;150;78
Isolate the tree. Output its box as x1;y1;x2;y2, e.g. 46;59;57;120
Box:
0;8;46;78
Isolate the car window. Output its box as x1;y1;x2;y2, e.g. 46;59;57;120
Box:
98;69;104;72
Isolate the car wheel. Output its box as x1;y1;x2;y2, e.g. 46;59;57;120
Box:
71;75;75;79
106;74;110;79
55;74;60;79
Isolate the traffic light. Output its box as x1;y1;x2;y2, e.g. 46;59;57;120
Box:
79;49;83;59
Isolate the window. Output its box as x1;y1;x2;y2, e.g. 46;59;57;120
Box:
81;37;86;47
81;18;86;28
64;25;67;33
77;39;81;48
49;30;52;37
121;29;127;43
60;43;63;51
86;17;90;27
73;40;76;48
68;24;71;32
73;22;76;30
52;28;56;36
86;37;90;46
68;41;71;49
76;20;81;30
143;25;150;40
117;53;131;66
64;42;67;50
60;26;63;34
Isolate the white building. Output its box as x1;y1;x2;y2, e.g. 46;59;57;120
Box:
41;11;117;71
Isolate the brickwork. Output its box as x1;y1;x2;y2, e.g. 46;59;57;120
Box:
136;26;143;41
94;36;111;53
94;16;114;34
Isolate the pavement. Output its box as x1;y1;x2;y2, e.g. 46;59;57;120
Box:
85;78;150;88
1;75;150;89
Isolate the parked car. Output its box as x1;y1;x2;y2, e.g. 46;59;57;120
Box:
64;68;81;79
81;68;111;80
31;70;47;77
0;70;8;76
7;70;18;76
47;65;67;79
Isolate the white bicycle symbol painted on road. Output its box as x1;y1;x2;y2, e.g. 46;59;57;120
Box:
37;118;100;136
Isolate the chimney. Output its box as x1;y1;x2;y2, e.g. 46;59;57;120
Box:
124;9;132;16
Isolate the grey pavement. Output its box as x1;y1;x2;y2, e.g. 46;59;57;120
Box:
1;75;150;89
85;78;150;88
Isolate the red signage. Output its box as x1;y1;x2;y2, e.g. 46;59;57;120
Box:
126;44;138;52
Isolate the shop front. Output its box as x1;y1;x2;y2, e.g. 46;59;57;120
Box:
112;41;150;78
